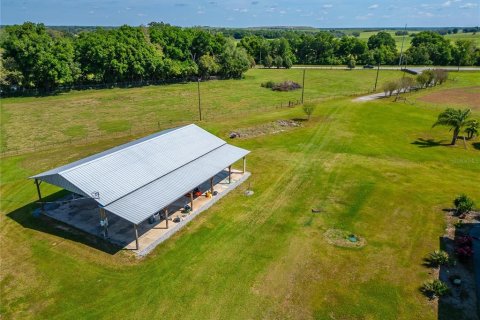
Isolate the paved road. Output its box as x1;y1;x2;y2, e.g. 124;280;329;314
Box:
288;66;480;72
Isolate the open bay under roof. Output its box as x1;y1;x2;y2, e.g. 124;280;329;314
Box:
31;124;249;225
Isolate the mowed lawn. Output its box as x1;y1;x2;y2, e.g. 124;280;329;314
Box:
1;71;479;319
0;69;402;152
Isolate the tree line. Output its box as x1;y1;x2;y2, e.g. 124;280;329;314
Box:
1;22;479;94
0;22;251;93
238;30;480;68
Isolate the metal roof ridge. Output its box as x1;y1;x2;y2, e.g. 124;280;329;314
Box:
58;124;198;176
102;141;229;208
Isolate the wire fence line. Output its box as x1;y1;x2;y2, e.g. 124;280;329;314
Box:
0;89;370;157
0;99;302;157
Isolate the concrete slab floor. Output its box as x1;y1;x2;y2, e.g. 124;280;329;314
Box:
41;169;250;256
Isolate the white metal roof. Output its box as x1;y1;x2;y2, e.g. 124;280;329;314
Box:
32;124;249;225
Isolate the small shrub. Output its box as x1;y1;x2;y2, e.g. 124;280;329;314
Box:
432;69;448;85
399;77;415;92
454;194;475;215
262;81;301;91
426;250;451;267
454;219;464;228
416;72;430;88
261;81;275;88
302;103;316;120
272;81;301;91
421;279;450;298
382;80;398;96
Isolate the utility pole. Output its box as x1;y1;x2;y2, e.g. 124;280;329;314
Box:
301;68;306;104
197;78;202;121
398;24;407;69
374;63;380;91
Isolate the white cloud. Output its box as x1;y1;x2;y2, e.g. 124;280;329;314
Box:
322;4;333;8
368;4;379;9
234;8;248;13
442;1;452;7
356;12;374;20
460;2;478;8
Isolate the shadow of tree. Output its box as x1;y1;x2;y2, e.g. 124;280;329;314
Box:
6;190;121;255
411;138;450;148
473;143;480;151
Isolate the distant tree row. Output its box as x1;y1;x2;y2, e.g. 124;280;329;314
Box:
238;31;480;67
0;22;250;92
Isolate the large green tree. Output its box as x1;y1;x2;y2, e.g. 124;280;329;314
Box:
453;39;476;67
2;22;78;91
75;26;162;83
407;31;453;65
218;39;250;78
367;31;396;51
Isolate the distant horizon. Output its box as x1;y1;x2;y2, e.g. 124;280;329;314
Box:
0;23;477;29
1;0;479;28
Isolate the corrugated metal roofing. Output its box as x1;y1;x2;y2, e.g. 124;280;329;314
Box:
31;124;249;225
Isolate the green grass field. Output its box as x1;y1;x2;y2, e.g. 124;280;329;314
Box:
1;69;479;319
0;69;402;152
357;30;480;50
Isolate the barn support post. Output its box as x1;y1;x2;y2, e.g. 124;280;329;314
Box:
242;157;246;173
99;208;109;239
134;224;139;250
34;179;44;210
210;177;214;193
190;191;194;211
228;165;232;184
164;208;169;229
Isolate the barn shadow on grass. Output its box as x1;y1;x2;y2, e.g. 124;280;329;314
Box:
411;138;450;148
437;221;479;320
6;190;121;255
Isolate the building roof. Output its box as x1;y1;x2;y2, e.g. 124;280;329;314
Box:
32;124;249;224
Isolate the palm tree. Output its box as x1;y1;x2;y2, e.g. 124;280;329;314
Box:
465;120;479;140
432;108;473;145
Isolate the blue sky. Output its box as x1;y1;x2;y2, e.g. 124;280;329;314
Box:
1;0;479;27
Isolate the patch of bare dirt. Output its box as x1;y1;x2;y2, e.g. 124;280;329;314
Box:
229;120;302;139
418;86;480;109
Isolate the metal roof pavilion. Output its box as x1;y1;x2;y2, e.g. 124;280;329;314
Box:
31;124;250;226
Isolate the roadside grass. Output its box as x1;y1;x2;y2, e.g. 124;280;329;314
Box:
0;70;479;319
0;69;401;152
